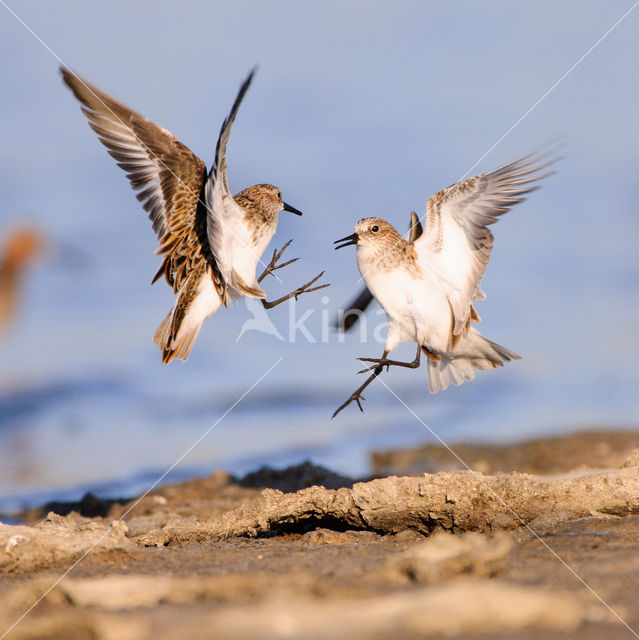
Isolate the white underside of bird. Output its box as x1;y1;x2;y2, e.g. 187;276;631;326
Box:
154;225;275;361
359;256;518;393
347;150;556;393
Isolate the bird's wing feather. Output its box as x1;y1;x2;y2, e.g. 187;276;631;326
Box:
408;211;424;243
204;69;257;294
337;286;375;331
416;150;556;335
60;67;211;294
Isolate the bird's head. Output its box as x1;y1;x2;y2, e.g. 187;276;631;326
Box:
334;217;407;273
334;217;399;251
238;184;303;221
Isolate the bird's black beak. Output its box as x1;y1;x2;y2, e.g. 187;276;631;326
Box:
334;233;359;250
283;201;303;216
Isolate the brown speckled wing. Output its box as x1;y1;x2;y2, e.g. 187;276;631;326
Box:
419;150;557;335
61;67;215;295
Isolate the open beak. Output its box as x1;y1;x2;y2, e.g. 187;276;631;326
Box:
283;201;303;216
334;233;359;250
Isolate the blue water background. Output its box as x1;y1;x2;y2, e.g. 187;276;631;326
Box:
1;1;638;512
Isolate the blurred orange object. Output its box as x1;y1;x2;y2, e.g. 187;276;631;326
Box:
0;227;42;336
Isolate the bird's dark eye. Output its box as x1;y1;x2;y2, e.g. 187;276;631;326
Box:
371;225;379;233
277;191;282;199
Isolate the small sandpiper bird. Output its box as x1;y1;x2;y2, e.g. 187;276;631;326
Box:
0;227;42;337
62;67;327;363
333;150;556;417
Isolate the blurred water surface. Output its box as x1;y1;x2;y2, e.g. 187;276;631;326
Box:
1;1;638;512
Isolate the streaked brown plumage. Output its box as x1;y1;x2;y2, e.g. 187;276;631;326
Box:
61;67;326;363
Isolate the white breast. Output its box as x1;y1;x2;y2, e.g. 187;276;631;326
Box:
360;258;452;353
232;218;278;288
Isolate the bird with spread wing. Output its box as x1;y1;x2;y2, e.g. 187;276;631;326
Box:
333;151;557;417
62;67;327;363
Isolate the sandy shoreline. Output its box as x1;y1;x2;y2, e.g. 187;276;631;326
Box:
2;428;639;639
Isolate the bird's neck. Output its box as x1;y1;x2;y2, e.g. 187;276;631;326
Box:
356;236;416;275
234;194;278;244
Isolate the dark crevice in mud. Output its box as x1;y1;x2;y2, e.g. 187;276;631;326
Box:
260;514;368;537
37;491;133;519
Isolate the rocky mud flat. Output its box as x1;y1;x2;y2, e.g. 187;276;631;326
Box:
2;429;639;639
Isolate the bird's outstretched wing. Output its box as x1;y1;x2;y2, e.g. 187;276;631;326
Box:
337;286;374;332
337;211;424;331
61;67;211;295
416;150;556;336
204;68;264;300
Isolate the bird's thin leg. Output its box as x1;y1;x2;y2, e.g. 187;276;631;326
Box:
357;342;422;374
262;275;329;309
258;240;329;309
257;240;299;283
332;350;388;418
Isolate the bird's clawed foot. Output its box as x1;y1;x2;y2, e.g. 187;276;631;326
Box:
332;356;387;418
262;271;329;309
259;241;330;309
356;353;421;374
357;357;390;374
332;384;368;418
258;240;298;283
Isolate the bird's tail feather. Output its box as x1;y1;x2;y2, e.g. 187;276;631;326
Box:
484;338;520;362
153;311;172;354
153;310;204;364
427;331;520;393
427;356;475;393
153;276;222;364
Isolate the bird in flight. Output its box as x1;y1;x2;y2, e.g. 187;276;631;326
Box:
0;227;42;338
333;150;556;417
61;67;327;363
